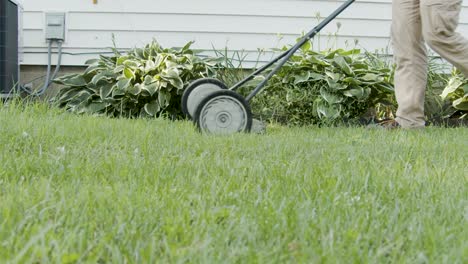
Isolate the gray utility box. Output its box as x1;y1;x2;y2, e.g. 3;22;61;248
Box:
0;0;21;97
45;12;65;41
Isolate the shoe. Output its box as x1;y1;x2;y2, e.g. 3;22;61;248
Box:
378;119;401;129
367;119;401;130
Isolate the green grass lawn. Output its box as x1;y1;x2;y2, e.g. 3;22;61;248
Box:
0;102;467;263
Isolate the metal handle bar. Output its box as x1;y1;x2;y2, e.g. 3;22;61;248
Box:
228;0;355;101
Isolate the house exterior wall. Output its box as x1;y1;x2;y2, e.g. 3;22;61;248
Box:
20;0;468;66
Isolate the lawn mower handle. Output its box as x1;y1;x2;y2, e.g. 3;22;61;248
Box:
229;0;356;101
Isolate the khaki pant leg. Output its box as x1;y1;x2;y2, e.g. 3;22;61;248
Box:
420;0;468;77
392;0;428;128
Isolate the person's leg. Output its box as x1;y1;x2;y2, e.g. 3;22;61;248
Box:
392;0;428;128
420;0;468;77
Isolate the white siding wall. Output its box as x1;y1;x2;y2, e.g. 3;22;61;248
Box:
20;0;468;66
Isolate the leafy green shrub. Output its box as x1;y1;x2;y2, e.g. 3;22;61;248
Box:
249;46;394;125
441;70;468;115
52;40;216;118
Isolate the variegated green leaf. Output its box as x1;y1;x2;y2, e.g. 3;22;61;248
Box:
141;82;159;96
54;74;87;87
294;71;310;84
453;95;468;110
127;84;142;96
117;78;132;90
158;90;171;108
144;101;160;116
123;68;136;80
441;77;463;99
100;82;114;100
86;101;108;113
334;56;353;76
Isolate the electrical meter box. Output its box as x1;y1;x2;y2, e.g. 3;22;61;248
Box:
45;12;65;41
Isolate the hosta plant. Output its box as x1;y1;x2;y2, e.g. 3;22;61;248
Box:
249;45;395;125
441;70;468;115
52;40;216;118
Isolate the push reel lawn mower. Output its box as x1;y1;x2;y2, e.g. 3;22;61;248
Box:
182;0;355;134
